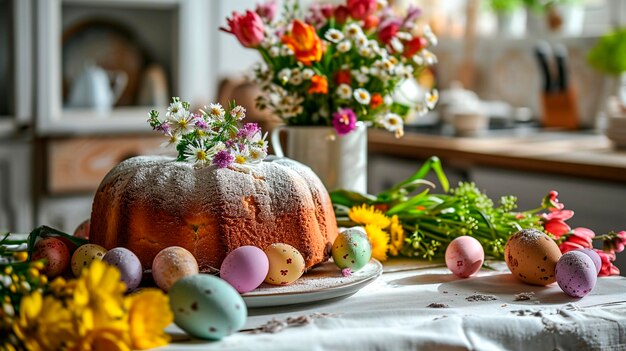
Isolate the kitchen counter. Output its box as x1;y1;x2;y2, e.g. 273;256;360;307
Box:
368;128;626;183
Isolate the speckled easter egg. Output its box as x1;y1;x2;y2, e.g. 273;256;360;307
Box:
505;229;562;286
73;219;90;240
556;251;598;297
32;237;70;278
152;246;199;292
574;248;601;275
445;236;484;278
169;274;247;340
71;244;108;277
263;243;305;285
220;246;269;293
332;228;372;272
103;247;143;292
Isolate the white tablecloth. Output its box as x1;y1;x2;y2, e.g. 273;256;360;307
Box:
161;259;626;351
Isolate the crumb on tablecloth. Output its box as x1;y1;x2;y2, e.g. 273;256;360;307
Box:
427;302;449;308
514;292;535;301
465;294;498;302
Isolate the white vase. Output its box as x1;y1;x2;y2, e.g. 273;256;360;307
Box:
271;122;367;193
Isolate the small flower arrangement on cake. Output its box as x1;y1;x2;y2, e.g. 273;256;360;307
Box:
148;97;269;168
221;0;438;137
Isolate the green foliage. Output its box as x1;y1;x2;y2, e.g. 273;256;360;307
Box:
588;28;626;76
490;0;524;13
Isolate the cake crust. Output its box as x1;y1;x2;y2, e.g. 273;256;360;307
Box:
90;156;338;271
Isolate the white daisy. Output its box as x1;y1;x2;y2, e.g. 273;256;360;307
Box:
354;34;368;48
415;102;429;116
289;70;303;85
230;105;246;120
336;40;352;53
161;132;181;148
166;100;185;119
358;46;373;58
412;54;425;66
324;29;344;43
232;146;249;165
280;45;294;56
390;37;404;53
379;112;404;133
336;84;352;99
247;146;268;163
396;32;412;41
345;23;363;38
381;59;395;71
426;89;439;109
269;46;280;57
250;131;269;149
277;68;291;83
301;68;315;80
168;110;195;134
424;25;438;46
353;88;371;105
384;95;393;106
207;103;225;120
185;142;210;166
353;71;370;84
421;49;438;65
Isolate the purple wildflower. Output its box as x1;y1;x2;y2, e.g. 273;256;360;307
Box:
332;108;357;136
255;0;277;22
237;123;261;139
403;5;421;28
194;115;209;130
212;150;234;168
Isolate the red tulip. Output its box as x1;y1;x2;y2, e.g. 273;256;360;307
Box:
221;10;265;48
347;0;377;20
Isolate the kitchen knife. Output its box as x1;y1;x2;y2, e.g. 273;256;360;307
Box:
534;41;553;93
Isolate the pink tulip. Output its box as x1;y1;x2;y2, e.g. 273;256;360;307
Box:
595;249;620;276
255;0;277;22
221;10;265;48
347;0;377;20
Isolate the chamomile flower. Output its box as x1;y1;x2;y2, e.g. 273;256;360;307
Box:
289;70;303;85
185;142;210;166
269;46;280;57
169;110;195;134
412;54;425;66
161;132;181;148
207;103;225;120
353;71;370;84
378;112;404;135
230;105;246;120
232;146;248;165
353;88;371;105
248;146;267;163
426;89;439;109
396;32;412;41
337;40;352;53
390;37;404;53
423;25;438;46
345;23;363;38
166;100;184;118
358;46;373;58
336;84;353;99
384;95;393;106
421;49;438;65
354;34;368;48
277;68;291;83
324;29;344;43
280;45;294;56
301;68;315;80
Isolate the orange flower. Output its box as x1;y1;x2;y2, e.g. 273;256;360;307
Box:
370;93;383;108
282;20;324;66
309;75;328;94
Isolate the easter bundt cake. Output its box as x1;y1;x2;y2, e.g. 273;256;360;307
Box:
89;155;338;271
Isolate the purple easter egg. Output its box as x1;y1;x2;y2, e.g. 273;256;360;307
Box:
574;248;601;275
555;251;597;298
220;246;269;293
103;247;143;292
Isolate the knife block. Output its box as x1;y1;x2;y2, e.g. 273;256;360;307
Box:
541;88;579;129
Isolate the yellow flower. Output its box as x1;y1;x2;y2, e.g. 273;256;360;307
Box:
364;224;390;261
70;327;131;351
388;215;405;256
126;289;172;350
73;260;126;329
349;204;391;229
13;291;75;351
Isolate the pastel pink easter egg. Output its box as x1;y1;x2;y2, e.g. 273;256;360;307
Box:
445;236;484;278
220;246;269;293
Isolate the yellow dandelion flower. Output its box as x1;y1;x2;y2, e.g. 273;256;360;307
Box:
349;204;391;229
13;291;75;351
73;260;126;329
388;215;405;257
126;289;173;350
364;224;390;261
72;327;131;351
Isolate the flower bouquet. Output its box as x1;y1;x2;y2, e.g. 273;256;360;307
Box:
332;156;626;276
221;0;439;137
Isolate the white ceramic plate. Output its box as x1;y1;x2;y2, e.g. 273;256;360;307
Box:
242;259;382;308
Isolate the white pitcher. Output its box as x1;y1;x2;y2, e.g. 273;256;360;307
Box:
271;122;367;193
67;64;127;115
